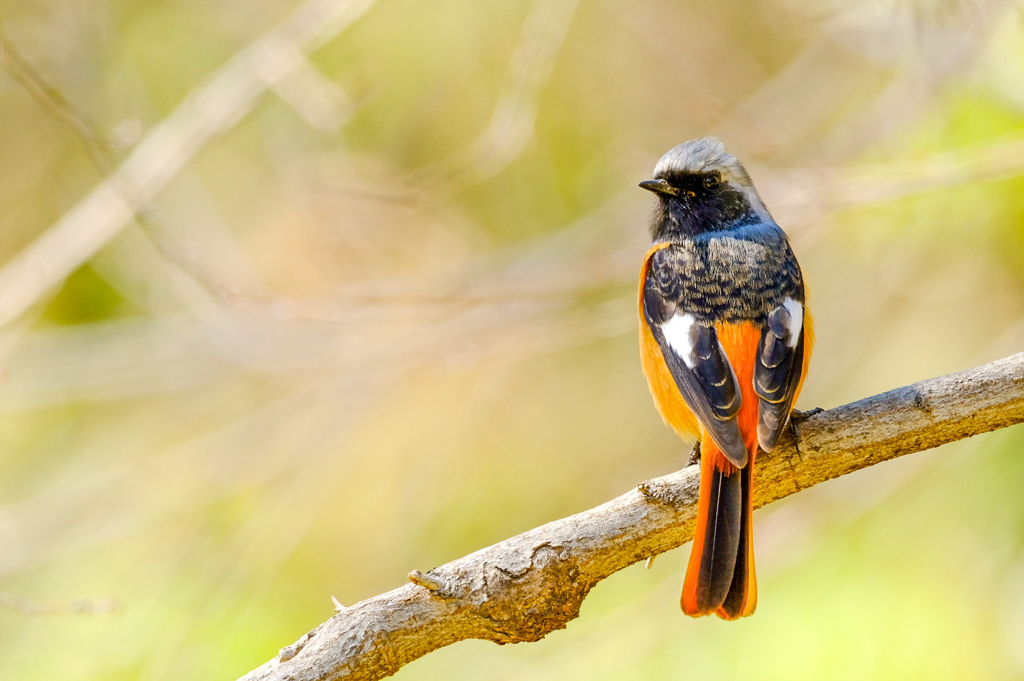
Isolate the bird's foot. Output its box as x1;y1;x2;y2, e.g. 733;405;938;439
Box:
686;441;701;467
789;408;823;461
790;407;824;423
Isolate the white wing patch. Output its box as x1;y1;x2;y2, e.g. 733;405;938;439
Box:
661;313;697;368
782;298;803;348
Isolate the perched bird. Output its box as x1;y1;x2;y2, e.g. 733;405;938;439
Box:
637;138;812;619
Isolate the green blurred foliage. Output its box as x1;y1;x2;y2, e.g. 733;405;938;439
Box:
0;0;1023;679
43;266;139;325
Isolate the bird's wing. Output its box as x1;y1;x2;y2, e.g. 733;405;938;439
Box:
753;300;806;452
642;249;747;467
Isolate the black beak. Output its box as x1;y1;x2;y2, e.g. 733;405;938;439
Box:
638;179;679;197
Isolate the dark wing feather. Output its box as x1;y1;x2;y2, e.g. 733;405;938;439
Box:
754;303;805;452
643;279;748;467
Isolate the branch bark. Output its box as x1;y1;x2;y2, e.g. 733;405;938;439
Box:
238;352;1024;681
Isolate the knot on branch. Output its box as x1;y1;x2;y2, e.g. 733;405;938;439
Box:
637;477;692;507
408;569;449;596
278;631;313;662
473;543;590;645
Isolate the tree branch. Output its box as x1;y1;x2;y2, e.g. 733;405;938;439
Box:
238;352;1024;681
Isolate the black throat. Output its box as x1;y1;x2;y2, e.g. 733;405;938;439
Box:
649;174;758;241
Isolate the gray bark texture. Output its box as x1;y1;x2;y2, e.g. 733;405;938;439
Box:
238;352;1024;681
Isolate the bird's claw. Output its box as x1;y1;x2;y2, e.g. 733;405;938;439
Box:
686;441;701;467
790;407;824;423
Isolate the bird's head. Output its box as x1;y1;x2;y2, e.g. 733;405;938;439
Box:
640;137;770;240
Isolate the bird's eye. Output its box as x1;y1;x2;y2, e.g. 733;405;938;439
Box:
703;174;721;191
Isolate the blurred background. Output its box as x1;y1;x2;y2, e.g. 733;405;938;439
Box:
1;0;1024;678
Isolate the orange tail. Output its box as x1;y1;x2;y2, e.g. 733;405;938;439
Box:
681;321;761;620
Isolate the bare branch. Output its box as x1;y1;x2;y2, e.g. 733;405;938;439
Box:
0;0;376;330
237;353;1024;681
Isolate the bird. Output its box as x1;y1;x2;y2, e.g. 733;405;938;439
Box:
637;137;812;620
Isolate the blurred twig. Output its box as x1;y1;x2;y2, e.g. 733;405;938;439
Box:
264;50;353;132
760;129;1024;245
420;0;580;192
0;30;226;317
829;131;1024;204
0;33;115;173
238;352;1024;681
0;0;377;330
0;591;118;616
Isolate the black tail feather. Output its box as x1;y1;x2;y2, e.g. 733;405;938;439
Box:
718;462;754;619
691;466;742;613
